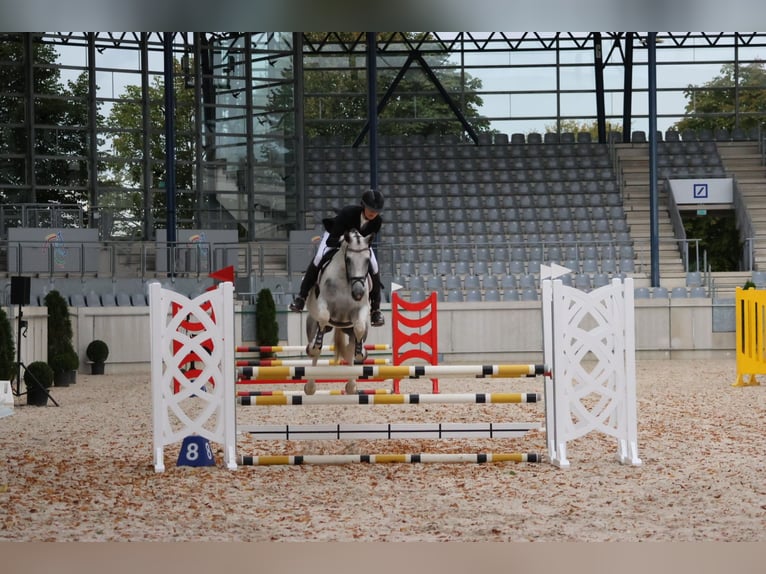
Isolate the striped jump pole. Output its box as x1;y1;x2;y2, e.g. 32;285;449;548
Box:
237;363;547;381
239;421;542;440
235;358;390;367
239;452;543;466
237;389;392;397
236;344;391;354
238;392;542;406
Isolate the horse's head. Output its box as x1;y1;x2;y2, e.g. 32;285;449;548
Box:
342;230;372;302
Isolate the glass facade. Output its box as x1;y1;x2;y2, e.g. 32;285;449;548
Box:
1;31;765;245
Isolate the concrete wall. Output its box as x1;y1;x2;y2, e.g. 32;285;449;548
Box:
11;296;736;375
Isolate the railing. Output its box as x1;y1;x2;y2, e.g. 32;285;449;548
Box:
0;240;293;281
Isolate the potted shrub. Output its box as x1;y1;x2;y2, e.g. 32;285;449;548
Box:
0;307;15;382
49;349;79;387
24;361;53;406
86;339;109;375
44;290;78;385
255;288;279;359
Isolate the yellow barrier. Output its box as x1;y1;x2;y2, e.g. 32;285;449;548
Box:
734;286;764;387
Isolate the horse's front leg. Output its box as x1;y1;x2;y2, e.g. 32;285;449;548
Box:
352;320;369;364
306;324;328;359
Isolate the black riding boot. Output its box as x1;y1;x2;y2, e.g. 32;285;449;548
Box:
369;271;385;327
290;262;319;312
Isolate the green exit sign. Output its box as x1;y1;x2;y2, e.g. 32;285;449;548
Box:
697;209;707;215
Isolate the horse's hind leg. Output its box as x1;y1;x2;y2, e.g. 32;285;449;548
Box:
304;318;324;395
338;328;357;395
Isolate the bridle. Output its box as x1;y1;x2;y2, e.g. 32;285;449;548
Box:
344;241;371;291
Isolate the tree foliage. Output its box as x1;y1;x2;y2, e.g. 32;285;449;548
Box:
545;119;623;138
104;59;197;227
0;36;94;205
0;307;15;380
683;212;742;272
674;61;766;132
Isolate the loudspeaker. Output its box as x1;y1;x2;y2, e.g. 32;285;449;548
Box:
10;277;31;306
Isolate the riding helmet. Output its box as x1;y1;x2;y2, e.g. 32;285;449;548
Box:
361;189;385;213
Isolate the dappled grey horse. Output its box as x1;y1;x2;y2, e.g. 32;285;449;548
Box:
304;230;373;395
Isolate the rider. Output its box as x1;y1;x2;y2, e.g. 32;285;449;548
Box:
289;189;386;327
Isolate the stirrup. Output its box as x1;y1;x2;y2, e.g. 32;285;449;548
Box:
371;310;385;327
289;297;305;312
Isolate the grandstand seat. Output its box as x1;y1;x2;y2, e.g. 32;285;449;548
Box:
508;260;525;275
69;294;86;307
444;274;461;290
689;286;707;298
85;293;101;307
483;275;499;290
418;261;434;276
408;289;426;302
686;272;703;287
652;287;669;299
592;273;610;288
398;261;414;276
131;293;147;306
634;287;651;299
731;127;748;141
436;260;452;276
752;271;766;289
426;276;443;292
473;260;489;276
501;275;517;290
454;260;471;275
484;289;501;302
463;275;481;290
520;288;538;301
574;274;592;290
446;289;464;302
671;287;688;299
100;293;117;306
518;274;537;289
619;258;635;273
116;293;132;306
409;276;426;290
714;128;730;141
502;288;520;301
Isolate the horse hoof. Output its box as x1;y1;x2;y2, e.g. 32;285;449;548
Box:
304;381;316;395
345;381;357;395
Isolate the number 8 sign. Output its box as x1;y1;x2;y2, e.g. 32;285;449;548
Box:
177;435;216;467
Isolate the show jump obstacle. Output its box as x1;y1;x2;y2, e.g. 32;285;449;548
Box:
733;286;765;387
151;268;641;471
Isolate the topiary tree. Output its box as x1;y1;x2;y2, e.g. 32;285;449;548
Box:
0;307;15;381
255;288;279;359
44;290;78;380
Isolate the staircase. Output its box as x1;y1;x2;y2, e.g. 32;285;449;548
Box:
613;143;687;287
717;141;766;269
709;140;766;298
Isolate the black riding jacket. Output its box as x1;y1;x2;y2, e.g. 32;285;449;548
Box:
323;205;382;247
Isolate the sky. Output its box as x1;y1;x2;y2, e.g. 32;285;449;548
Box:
48;31;766;137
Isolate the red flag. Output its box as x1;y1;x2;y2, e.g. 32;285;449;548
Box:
209;265;235;283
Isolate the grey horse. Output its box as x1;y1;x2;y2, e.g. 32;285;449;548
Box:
304;230;373;395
